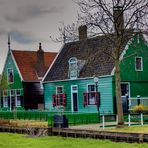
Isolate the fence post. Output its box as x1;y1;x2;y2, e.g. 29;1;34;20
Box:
141;113;143;126
128;114;131;126
102;115;105;129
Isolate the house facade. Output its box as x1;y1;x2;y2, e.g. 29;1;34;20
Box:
43;26;148;114
120;33;148;112
0;43;57;111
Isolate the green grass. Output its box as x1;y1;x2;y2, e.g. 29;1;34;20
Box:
106;125;148;133
0;133;148;148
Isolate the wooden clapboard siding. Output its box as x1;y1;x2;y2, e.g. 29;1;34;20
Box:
99;76;113;114
1;52;23;90
120;34;148;98
44;76;113;113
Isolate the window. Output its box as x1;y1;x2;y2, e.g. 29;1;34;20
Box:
3;97;8;107
7;68;14;83
3;90;8;107
56;86;63;105
16;89;21;107
52;86;66;107
87;85;96;105
16;89;21;96
56;86;63;94
68;57;78;79
135;57;143;71
16;96;21;107
10;90;15;96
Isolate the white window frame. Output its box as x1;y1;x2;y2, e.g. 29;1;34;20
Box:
71;85;78;112
56;86;64;94
135;57;143;71
68;57;78;79
7;68;14;84
3;90;8;108
56;86;64;106
15;89;21;107
10;89;15;96
87;84;96;105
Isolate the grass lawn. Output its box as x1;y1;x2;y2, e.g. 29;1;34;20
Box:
0;133;148;148
106;125;148;133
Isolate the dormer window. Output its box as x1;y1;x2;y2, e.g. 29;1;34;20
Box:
68;57;86;79
7;68;14;83
68;57;78;79
135;57;143;71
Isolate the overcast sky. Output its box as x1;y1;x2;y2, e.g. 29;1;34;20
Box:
0;0;78;73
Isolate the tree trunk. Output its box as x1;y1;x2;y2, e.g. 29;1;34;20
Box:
115;58;124;127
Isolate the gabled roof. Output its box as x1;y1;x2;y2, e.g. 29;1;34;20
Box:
12;50;57;81
44;32;133;82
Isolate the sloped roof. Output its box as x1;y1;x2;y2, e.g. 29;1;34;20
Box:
12;50;57;81
44;33;133;82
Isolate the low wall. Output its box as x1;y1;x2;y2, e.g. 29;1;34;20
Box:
0;126;148;143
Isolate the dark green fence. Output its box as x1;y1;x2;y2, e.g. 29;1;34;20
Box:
0;111;100;126
48;112;100;126
0;111;48;121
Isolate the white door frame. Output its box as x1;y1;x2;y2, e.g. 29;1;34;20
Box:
121;82;131;98
71;85;78;112
121;82;131;107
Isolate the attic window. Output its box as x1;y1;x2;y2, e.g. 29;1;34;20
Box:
7;68;14;83
135;57;143;71
68;57;78;79
68;57;86;79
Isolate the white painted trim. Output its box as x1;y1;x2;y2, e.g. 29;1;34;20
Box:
135;56;143;71
10;50;23;81
111;38;133;75
87;83;96;92
87;84;96;106
43;75;112;84
43;77;93;84
98;75;112;78
42;44;65;82
71;85;78;112
111;67;115;75
22;80;40;82
129;97;148;100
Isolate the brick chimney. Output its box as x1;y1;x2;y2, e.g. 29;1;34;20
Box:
113;6;124;34
78;25;87;40
36;43;45;78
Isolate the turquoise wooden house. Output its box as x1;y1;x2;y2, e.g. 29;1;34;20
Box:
43;25;148;114
0;42;57;111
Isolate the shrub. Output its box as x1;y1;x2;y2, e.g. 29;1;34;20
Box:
133;104;148;113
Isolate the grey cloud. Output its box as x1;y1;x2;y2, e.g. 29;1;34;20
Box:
4;4;64;23
0;29;7;36
10;31;35;44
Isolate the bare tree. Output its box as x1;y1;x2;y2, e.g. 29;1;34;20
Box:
57;0;148;127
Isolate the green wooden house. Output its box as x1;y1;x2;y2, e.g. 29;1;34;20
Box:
0;42;57;111
43;25;148;114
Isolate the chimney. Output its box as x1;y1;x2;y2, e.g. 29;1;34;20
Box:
78;25;87;40
113;6;124;34
37;43;45;78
